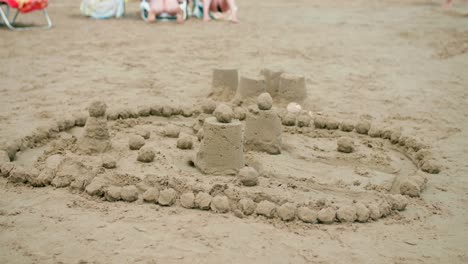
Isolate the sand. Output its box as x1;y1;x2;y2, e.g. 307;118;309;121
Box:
0;0;468;263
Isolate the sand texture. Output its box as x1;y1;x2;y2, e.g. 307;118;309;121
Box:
0;0;468;263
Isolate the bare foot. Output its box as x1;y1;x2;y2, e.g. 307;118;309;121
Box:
203;15;211;22
231;15;239;24
175;7;184;24
147;11;156;23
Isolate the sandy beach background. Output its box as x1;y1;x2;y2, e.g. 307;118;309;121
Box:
0;0;467;263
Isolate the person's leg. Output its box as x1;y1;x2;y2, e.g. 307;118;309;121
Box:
208;0;238;23
203;0;213;21
165;0;184;24
224;0;238;23
149;0;164;22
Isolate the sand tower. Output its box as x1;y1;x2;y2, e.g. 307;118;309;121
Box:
278;73;307;103
209;68;239;101
244;93;282;154
78;101;111;154
261;68;284;97
235;74;267;104
195;104;244;175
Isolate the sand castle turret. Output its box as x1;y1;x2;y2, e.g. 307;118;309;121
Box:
78;101;111;154
209;68;239;101
261;68;283;97
244;93;282;154
236;74;267;104
278;73;307;103
195;104;244;175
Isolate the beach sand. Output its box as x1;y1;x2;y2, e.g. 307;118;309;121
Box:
0;0;467;263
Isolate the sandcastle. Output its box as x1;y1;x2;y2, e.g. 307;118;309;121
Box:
236;74;267;104
209;68;239;101
77;101;111;154
195;104;244;175
208;67;308;106
0;68;444;228
244;93;282;154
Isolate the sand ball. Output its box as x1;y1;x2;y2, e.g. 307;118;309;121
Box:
163;124;180;138
8;166;32;184
317;207;336;224
177;134;193;150
248;105;260;115
143;187;160;203
137;146;155;163
202;98;217;114
195;192;212;210
257;93;273;110
36;169;54;186
196;128;204;141
74;113;88;127
336;205;357;223
1;141;20;161
287;102;302;113
158;188;177;206
211;196;230;213
337;137;355;153
420;159;441;174
277;203;296;221
282;112;296;126
380;128;393;140
297;206;317;223
386;194;408;211
181;105;194;117
136;129;150;140
412;174;428;189
239;198;256;216
105;186;122;202
313;117;327;129
161;105;174;117
379;200;392;216
390;131;401;144
0;162;15;179
238;167;259;187
255;200;276;218
214;104;234;123
150;105;162;116
296;114;311;127
180;192;195;209
234;107;247;121
368;126;382;138
102;155;117;169
85;177;106;196
340;121;354;132
400;178;421;197
367;204;382;220
137;106;151;117
121;185;139;202
398;135;409;146
325;119;340;130
107;111;118;121
88;101;107;117
415;149;432;162
129;135;145;150
355;203;370;223
355;121;371;134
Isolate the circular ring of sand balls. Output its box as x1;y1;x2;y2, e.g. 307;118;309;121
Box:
0;96;438;229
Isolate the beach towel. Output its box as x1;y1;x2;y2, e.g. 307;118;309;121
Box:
80;0;124;19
